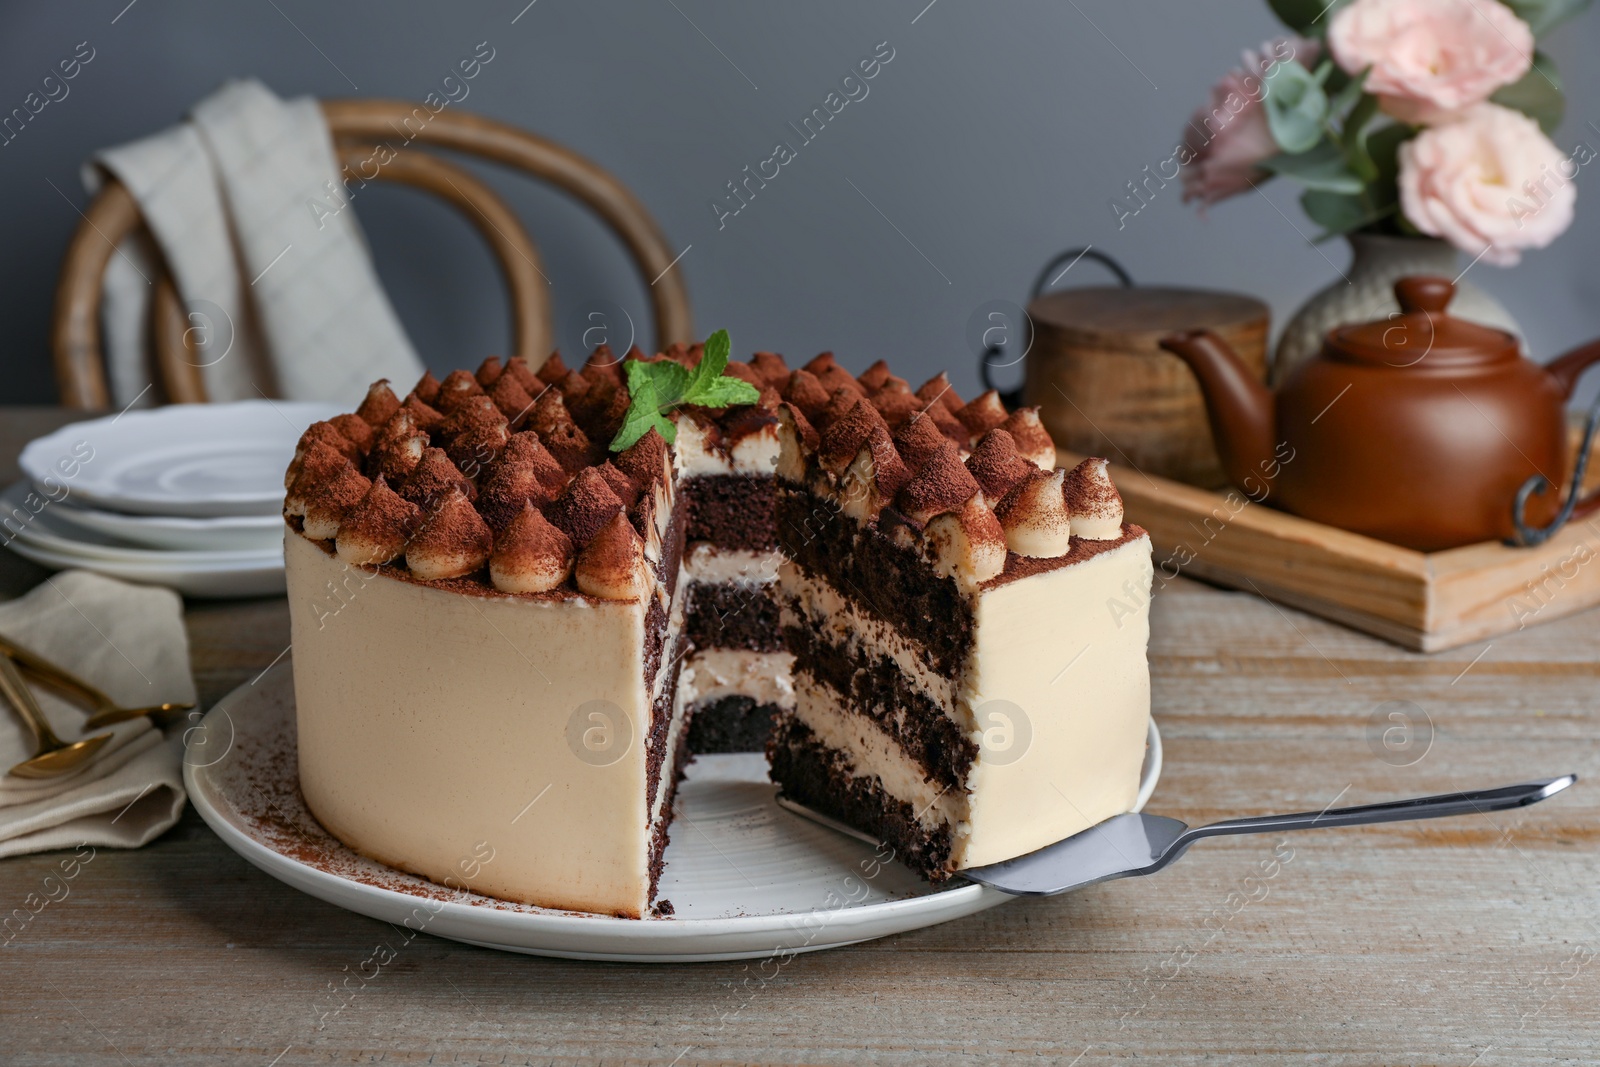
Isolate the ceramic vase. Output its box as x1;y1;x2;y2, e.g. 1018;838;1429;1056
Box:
1272;233;1522;385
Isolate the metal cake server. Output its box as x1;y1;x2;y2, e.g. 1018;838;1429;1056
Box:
779;775;1576;897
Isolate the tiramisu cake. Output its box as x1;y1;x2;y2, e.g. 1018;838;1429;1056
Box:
283;336;1152;916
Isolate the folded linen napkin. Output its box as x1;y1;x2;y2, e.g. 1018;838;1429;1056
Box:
0;570;196;858
86;77;423;408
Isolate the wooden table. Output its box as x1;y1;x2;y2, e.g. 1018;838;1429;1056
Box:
1;406;1596;1065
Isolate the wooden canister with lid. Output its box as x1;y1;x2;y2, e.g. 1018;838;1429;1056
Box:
1014;254;1268;489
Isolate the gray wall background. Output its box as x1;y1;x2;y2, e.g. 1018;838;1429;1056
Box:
3;0;1598;406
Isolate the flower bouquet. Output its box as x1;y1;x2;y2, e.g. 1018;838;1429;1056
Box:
1182;0;1589;266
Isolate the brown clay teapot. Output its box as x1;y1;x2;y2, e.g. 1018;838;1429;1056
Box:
1159;276;1600;551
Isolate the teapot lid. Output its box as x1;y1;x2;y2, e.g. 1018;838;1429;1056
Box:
1328;276;1519;366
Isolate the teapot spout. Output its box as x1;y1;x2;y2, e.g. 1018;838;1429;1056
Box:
1159;329;1277;493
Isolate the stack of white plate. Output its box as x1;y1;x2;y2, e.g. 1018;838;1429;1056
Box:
5;401;343;598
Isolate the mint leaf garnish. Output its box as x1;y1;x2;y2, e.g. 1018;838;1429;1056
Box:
624;356;689;409
685;327;732;398
608;329;762;451
694;376;762;409
610;373;676;452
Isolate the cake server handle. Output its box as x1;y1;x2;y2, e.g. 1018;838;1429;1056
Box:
1173;775;1575;848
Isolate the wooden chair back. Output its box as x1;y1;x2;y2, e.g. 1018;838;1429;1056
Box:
52;98;693;408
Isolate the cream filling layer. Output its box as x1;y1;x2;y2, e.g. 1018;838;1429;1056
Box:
672;416;780;477
644;564;697;844
776;563;962;721
682;544;783;586
682;648;795;710
789;672;966;832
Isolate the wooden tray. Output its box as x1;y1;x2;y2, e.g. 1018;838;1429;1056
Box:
1059;443;1600;653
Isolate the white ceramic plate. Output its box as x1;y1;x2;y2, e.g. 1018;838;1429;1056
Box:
2;486;286;598
185;663;1163;962
1;533;286;598
45;498;283;552
1;483;282;564
20;401;344;517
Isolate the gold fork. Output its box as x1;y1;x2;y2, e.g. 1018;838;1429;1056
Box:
0;633;194;730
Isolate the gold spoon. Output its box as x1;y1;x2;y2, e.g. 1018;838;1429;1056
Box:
0;652;112;779
0;634;194;730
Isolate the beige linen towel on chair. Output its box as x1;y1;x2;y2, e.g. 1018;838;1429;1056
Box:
87;78;424;408
0;570;197;858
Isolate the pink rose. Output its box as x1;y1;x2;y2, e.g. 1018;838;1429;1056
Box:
1328;0;1533;124
1182;38;1316;205
1399;104;1575;266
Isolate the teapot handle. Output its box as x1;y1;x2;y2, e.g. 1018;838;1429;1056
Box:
1509;340;1600;546
1510;392;1600;546
979;248;1134;406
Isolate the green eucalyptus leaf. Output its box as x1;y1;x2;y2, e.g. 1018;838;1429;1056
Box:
1264;60;1330;154
1261;142;1365;193
1324;65;1351;97
1341;93;1382;182
1365;123;1409;190
1328;67;1371;118
1266;0;1352;35
1499;0;1592;36
1491;52;1565;133
1301;189;1396;240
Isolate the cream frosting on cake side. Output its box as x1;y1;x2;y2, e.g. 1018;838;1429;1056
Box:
959;537;1152;866
288;532;664;917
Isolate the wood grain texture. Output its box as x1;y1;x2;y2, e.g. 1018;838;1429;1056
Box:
1026;287;1269;489
1;407;1596;1065
1065;440;1600;653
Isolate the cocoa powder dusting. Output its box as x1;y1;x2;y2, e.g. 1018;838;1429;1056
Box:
781;369;831;420
435;369;486;413
915;372;965;414
412;370;442;405
965;429;1036;501
399;447;475;508
895;441;979;519
504;356;541;394
890;413;948;472
401;393;445;433
298;421;358;463
750;351;790;387
488;371;535;423
492;502;573;577
409;489;492;565
340;476;424;547
355;380;401;427
545;468;625;549
536;351;570;385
